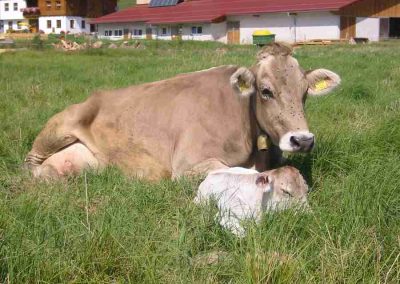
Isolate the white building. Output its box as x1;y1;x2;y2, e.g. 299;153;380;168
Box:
0;0;117;34
92;0;400;43
0;0;29;32
38;16;91;34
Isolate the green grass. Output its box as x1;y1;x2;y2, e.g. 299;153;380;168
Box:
0;40;400;283
118;0;136;10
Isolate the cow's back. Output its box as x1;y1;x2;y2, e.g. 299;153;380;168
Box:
86;66;255;177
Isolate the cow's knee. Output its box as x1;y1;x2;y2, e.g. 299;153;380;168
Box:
174;159;228;179
31;143;99;180
32;164;61;180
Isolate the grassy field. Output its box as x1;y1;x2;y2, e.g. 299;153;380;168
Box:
118;0;136;10
0;40;399;283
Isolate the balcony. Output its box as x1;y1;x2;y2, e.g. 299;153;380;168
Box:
21;7;40;18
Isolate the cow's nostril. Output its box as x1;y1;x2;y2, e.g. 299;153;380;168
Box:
290;136;301;148
290;135;314;151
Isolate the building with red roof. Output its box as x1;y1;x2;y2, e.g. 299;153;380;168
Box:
93;0;400;43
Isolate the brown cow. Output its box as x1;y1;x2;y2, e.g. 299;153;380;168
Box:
25;43;341;180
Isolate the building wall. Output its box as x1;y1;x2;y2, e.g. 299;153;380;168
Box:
97;22;220;41
211;22;227;43
295;12;340;42
95;11;391;44
39;0;68;16
39;16;90;33
340;0;400;18
97;22;146;40
39;0;117;17
136;0;149;4
2;19;29;31
86;0;117;18
355;17;380;41
228;12;340;44
0;0;27;20
181;23;212;41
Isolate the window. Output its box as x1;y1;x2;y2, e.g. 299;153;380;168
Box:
13;3;18;11
47;20;51;29
56;20;61;28
46;0;51;10
70;20;74;29
8;21;12;29
4;3;9;11
191;26;203;34
161;27;167;35
114;30;122;36
55;0;61;9
133;29;142;36
81;20;86;29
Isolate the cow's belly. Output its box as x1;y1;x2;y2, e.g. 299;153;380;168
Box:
33;143;99;178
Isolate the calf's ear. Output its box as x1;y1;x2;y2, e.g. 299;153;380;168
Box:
230;67;256;97
306;69;341;97
256;174;272;192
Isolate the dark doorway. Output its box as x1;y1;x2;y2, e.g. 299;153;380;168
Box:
340;16;356;39
389;18;400;38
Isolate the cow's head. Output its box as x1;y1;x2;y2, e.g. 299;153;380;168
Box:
230;42;341;153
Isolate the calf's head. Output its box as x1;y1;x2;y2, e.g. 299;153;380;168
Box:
255;166;309;211
231;42;341;152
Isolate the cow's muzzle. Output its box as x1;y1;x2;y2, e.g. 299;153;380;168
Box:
279;131;315;153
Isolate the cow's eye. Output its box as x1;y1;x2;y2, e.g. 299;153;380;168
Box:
261;88;274;99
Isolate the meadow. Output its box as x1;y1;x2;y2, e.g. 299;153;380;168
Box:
118;0;136;10
0;40;399;283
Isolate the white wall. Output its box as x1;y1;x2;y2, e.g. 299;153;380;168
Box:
181;23;212;41
0;0;26;20
211;22;227;43
2;19;28;31
295;12;340;42
228;12;340;44
95;11;343;44
98;22;216;41
97;22;146;40
356;17;380;41
39;16;90;34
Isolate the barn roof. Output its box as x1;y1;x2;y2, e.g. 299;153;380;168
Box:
92;0;360;24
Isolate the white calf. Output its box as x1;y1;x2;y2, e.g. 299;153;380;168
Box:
195;166;309;236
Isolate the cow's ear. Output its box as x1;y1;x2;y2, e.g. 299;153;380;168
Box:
306;69;341;97
256;174;272;192
230;67;256;97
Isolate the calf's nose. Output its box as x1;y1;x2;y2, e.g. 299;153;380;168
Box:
289;135;315;152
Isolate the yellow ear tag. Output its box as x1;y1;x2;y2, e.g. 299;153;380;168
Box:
315;80;329;92
238;80;249;92
257;135;269;151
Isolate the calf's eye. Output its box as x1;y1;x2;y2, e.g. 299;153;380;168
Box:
281;189;293;197
261;88;274;99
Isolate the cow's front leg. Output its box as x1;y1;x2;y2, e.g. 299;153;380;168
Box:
173;158;228;179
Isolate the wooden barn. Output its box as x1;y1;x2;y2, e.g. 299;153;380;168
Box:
38;0;117;34
92;0;400;43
